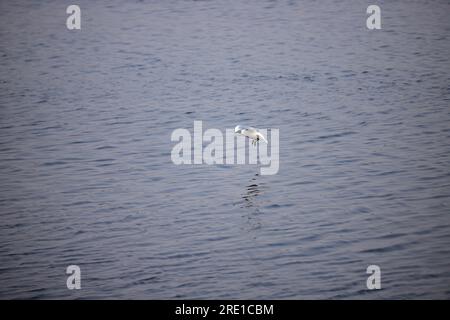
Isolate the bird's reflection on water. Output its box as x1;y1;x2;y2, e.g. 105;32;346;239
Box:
242;183;260;208
240;174;264;231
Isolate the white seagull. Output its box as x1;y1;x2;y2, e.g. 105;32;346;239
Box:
234;125;268;146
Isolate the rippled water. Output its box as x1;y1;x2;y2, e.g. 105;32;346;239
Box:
1;0;450;299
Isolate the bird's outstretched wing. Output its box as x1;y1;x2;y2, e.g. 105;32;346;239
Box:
235;125;253;134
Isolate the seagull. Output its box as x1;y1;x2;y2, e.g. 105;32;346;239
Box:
234;125;268;146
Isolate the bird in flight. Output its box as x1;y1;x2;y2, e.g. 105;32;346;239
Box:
234;125;268;146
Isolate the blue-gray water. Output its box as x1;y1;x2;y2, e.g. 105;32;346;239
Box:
1;0;450;299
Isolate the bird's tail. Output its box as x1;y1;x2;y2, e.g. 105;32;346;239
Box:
257;132;268;144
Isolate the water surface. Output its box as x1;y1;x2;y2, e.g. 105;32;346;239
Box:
1;0;450;299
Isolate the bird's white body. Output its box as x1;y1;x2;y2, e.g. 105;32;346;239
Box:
234;125;268;145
